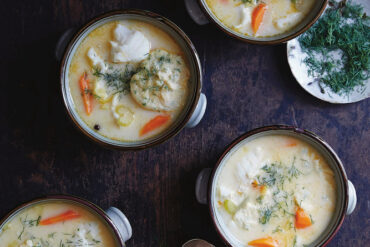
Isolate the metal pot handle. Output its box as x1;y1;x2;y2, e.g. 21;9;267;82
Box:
55;28;76;62
195;168;212;204
184;0;209;25
186;93;207;128
346;180;357;215
106;207;133;243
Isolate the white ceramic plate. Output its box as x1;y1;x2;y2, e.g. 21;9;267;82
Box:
287;0;370;104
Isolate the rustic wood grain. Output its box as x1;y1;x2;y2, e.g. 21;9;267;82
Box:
0;0;369;246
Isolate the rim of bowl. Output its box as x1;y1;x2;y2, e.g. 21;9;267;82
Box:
207;125;349;247
0;194;125;246
60;9;202;150
197;0;328;45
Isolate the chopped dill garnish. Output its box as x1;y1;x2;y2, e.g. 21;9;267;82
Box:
273;225;282;233
259;163;285;187
288;158;301;181
93;64;137;94
256;195;263;204
259;207;273;224
298;0;369;95
293;235;297;247
18;215;41;240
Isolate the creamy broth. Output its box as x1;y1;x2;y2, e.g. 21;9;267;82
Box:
205;0;315;37
0;202;118;247
215;135;336;246
68;20;190;142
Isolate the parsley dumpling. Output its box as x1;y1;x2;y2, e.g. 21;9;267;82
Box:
130;49;189;112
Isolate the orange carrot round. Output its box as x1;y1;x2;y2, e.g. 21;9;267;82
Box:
79;72;93;115
140;115;171;136
295;207;312;229
248;237;278;247
40;210;80;225
252;3;267;34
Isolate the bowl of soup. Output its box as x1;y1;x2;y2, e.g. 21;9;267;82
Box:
185;0;327;44
195;125;357;246
59;9;206;149
0;195;132;247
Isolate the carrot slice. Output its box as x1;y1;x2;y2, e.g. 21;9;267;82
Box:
251;180;267;194
251;3;267;34
286;142;297;147
285;139;297;147
39;210;80;225
140;115;170;136
295;207;312;229
248;237;278;247
79;72;93;115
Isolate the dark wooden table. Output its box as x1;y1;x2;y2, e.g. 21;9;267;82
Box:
1;0;368;246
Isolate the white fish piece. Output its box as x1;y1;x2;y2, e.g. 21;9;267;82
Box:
64;223;102;247
275;13;303;30
236;146;265;181
218;185;245;205
110;24;150;63
113;23;132;44
233;203;259;229
235;5;252;29
19;240;34;247
219;185;234;199
87;47;108;72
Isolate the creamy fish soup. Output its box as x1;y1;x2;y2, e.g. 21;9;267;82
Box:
205;0;315;37
68;20;190;141
215;135;336;246
0;202;118;247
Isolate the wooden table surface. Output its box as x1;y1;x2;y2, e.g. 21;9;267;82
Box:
1;0;369;246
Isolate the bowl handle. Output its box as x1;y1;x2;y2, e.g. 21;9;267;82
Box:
186;93;207;128
183;239;215;247
346;180;357;215
55;28;76;62
184;0;209;25
106;207;133;243
195;168;212;204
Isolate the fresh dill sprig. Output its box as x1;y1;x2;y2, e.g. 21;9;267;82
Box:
298;0;370;95
93;64;136;94
259;207;273;224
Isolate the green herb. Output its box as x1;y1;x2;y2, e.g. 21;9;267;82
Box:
310;214;315;224
18;215;41;240
256;195;263;204
273;225;282;233
239;0;254;3
259;207;273;224
93;64;137;94
298;0;370;95
260;163;285;187
287;158;301;181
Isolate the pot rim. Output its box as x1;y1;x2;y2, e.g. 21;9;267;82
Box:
207;125;349;247
60;9;202;150
0;194;125;246
197;0;328;45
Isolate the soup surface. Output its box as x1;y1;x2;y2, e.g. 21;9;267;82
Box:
214;135;336;246
68;20;190;142
0;201;118;247
205;0;315;37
